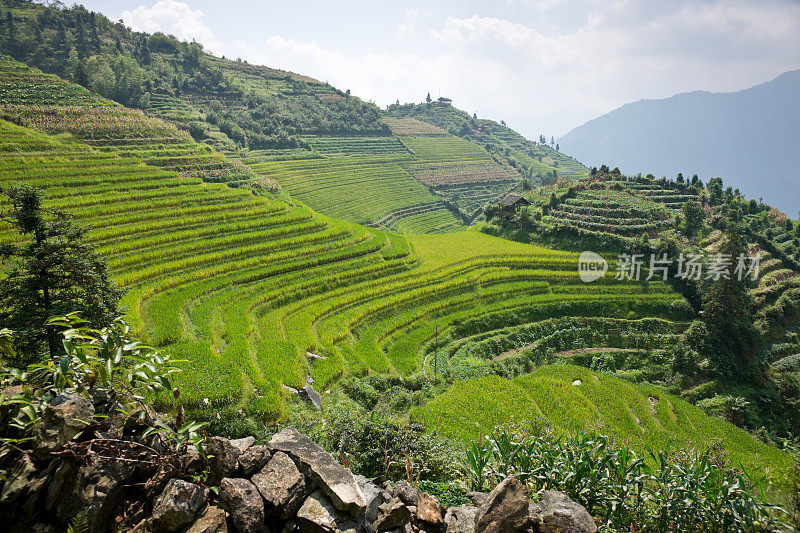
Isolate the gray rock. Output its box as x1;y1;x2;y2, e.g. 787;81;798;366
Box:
0;454;37;505
296;491;358;533
375;497;411;531
269;428;366;516
416;492;444;526
252;451;308;519
186;505;228;533
230;436;256;453
466;492;488;507
219;478;264;533
32;393;94;458
444;505;478;533
474;476;532;533
47;460;134;533
206;437;240;485
392;481;420;507
363;489;393;533
151;479;209;533
354;475;381;508
537;491;598;533
239;444;272;477
298;385;323;410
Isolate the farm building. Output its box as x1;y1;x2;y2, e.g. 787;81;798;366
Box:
499;194;532;213
436;97;452;106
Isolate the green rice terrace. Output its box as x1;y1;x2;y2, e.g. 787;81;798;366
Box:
386;101;590;183
0;116;690;425
0;3;798;521
412;365;792;486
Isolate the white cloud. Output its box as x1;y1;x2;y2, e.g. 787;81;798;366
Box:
121;0;224;54
397;8;431;38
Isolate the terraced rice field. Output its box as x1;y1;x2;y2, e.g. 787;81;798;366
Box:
241;155;457;228
382;116;448;136
0;58;253;184
399;135;519;218
412;365;791;484
303;135;411;156
542;189;675;240
609;180;699;210
0;119;687;424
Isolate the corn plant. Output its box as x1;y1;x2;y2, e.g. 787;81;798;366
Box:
463;430;787;532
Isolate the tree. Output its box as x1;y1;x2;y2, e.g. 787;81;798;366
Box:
677;172;684;183
555;143;559;151
701;225;762;382
786;219;794;232
426;92;431;103
0;186;121;361
682;200;704;238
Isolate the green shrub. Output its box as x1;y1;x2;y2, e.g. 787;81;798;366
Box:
463;430;787;532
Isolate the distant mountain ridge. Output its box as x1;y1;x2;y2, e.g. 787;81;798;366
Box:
559;70;800;215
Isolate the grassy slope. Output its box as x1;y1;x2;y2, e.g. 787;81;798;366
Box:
412;364;791;485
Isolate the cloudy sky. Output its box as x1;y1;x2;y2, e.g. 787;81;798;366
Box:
79;0;800;138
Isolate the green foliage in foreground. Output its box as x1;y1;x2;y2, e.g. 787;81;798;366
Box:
0;185;121;361
411;365;792;489
464;430;790;532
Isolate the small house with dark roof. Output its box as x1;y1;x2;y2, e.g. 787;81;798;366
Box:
498;194;531;214
436;97;452;106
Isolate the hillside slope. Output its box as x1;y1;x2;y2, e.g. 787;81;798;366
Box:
559;70;800;215
412;365;791;484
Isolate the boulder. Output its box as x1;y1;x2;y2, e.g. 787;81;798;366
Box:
230;436;256;453
296;491;358;533
354;475;381;509
375;497;411;531
363;489;392;533
186;505;228;533
392;481;420;507
298;385;323;410
536;491;598;533
252;451;308;519
46;460;134;533
32;393;94;458
0;454;37;505
474;476;533;533
466;492;488;507
219;478;264;533
444;505;478;533
238;444;272;477
416;493;444;526
269;428;366;516
150;479;209;533
206;437;240;485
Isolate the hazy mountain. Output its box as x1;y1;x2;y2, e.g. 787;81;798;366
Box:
559;70;800;216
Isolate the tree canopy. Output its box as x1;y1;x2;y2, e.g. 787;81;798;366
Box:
0;185;121;361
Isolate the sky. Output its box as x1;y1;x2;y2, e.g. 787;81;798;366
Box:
78;0;800;138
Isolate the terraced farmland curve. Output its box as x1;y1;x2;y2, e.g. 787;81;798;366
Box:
411;365;791;486
542;188;676;240
0;119;690;426
237;152;464;233
0;57;254;185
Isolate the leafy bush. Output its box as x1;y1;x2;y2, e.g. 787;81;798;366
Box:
464;430;787;532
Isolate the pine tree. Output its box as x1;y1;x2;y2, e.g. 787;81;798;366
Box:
701;225;762;382
0;186;122;361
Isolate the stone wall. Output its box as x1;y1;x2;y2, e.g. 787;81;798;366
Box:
0;393;597;533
